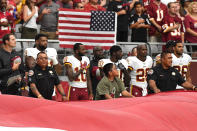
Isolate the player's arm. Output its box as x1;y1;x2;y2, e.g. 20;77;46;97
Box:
86;68;93;100
54;63;63;75
122;68;131;87
65;64;83;82
186;64;192;83
56;84;68;101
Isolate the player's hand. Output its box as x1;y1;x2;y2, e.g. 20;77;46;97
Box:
154;88;161;93
12;63;20;71
89;93;93;100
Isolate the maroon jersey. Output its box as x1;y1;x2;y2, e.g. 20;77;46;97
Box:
147;2;167;36
0;11;13;44
184;15;197;43
162;14;183;42
143;0;154;9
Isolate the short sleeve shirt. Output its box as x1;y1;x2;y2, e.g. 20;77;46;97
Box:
147;64;185;92
96;76;125;100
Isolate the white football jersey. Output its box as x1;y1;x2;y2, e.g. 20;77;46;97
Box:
24;48;58;66
63;55;90;88
172;53;192;89
98;58;128;81
126;56;153;96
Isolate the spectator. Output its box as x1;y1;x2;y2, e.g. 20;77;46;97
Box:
107;0;138;42
98;45;131;88
180;0;192;16
174;1;184;21
89;46;104;99
24;34;62;75
0;0;14;44
147;0;167;42
56;0;73;9
184;2;197;58
172;42;192;89
129;2;151;42
28;52;67;101
0;34;26;95
21;0;38;39
63;43;93;101
38;0;59;39
74;2;85;10
147;51;197;93
95;63;133;100
162;2;184;43
84;0;106;11
126;44;153;97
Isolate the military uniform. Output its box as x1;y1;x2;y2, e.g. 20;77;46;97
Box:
147;64;185;92
95;76;125;100
28;65;60;100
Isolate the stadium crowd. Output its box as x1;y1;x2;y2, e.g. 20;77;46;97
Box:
0;0;197;101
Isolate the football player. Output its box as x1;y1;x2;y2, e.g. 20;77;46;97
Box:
172;42;192;89
126;44;153;96
63;43;93;101
98;45;131;88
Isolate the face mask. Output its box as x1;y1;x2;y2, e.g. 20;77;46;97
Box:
38;45;47;51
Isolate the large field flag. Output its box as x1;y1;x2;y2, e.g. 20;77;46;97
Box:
58;9;117;49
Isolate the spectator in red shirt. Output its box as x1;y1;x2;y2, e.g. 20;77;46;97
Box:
162;2;184;43
84;0;106;11
0;0;14;44
184;2;197;58
147;0;167;42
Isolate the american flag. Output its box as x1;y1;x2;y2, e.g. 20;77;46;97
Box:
58;9;117;49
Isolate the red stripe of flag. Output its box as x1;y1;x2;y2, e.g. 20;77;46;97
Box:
59;26;90;30
59;14;90;19
59;38;114;43
59;20;90;25
59;32;114;37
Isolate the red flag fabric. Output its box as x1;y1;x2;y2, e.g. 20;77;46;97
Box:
0;91;197;130
58;9;117;49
